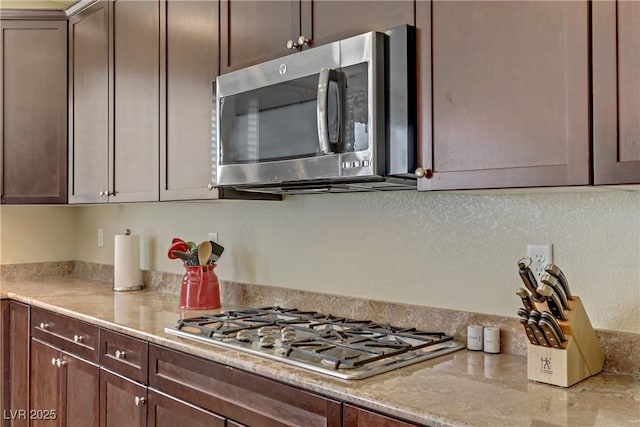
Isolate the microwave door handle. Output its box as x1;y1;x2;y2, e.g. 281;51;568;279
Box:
317;68;333;154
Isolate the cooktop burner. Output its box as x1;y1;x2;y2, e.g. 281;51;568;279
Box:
164;306;465;380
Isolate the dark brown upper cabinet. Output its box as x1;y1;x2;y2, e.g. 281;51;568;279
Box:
0;19;67;204
68;1;111;204
161;0;220;200
220;0;414;73
592;0;640;185
69;0;160;204
416;1;590;191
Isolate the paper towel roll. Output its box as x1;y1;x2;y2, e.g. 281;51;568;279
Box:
113;232;142;291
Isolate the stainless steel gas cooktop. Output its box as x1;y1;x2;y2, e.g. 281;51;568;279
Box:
164;307;464;380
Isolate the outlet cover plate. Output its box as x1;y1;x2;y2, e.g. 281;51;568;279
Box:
526;244;553;281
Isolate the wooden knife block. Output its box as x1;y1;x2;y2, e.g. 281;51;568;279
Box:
527;296;604;387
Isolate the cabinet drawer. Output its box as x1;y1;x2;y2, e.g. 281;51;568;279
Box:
344;404;423;427
31;307;98;363
148;344;342;427
100;328;148;384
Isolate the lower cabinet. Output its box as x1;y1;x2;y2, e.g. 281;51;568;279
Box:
30;339;99;427
147;389;225;427
6;302;30;427
99;369;146;427
1;301;8;427
3;304;425;426
344;404;422;427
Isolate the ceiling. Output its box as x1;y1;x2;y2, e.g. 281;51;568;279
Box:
0;1;77;10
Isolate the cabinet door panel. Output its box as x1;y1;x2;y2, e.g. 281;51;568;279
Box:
1;301;7;427
344;404;421;427
68;2;111;203
0;20;67;204
112;0;160;202
8;302;29;427
593;0;640;184
302;0;414;47
161;0;219;200
617;2;640;164
422;1;589;190
147;389;225;427
63;352;99;427
220;0;299;73
99;369;146;427
30;340;61;427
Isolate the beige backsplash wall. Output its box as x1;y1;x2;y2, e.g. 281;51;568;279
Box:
0;205;77;263
66;190;640;334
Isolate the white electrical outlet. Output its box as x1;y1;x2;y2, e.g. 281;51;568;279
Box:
208;232;218;242
97;228;104;248
526;244;553;281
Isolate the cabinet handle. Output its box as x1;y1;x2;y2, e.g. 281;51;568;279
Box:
207;183;214;191
55;359;67;368
73;334;84;343
414;167;433;179
40;322;49;330
286;39;298;50
107;191;115;196
99;191;106;197
134;396;146;406
297;35;310;47
51;358;57;366
114;350;126;359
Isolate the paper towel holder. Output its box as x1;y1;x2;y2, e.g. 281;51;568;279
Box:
113;228;143;292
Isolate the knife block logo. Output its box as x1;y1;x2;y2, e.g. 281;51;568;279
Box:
540;357;552;374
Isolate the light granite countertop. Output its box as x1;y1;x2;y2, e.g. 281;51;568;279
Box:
1;278;638;427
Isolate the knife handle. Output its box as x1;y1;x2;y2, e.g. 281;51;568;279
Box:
541;311;567;342
518;264;542;301
516;288;534;312
528;318;550;347
540;273;569;310
538;318;564;349
520;318;539;345
545;291;568;321
545;264;573;300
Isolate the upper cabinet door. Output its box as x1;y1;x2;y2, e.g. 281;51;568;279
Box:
418;1;590;191
220;0;300;73
593;0;640;185
300;0;414;47
68;2;111;204
111;0;160;202
161;0;219;201
1;20;67;204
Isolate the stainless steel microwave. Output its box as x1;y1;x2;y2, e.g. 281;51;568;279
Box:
214;26;416;194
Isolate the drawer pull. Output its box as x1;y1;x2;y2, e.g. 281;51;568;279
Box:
73;334;84;343
52;358;67;368
115;350;127;359
134;396;146;406
40;322;49;330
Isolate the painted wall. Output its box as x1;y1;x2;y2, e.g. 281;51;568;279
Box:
0;205;77;263
68;189;640;334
